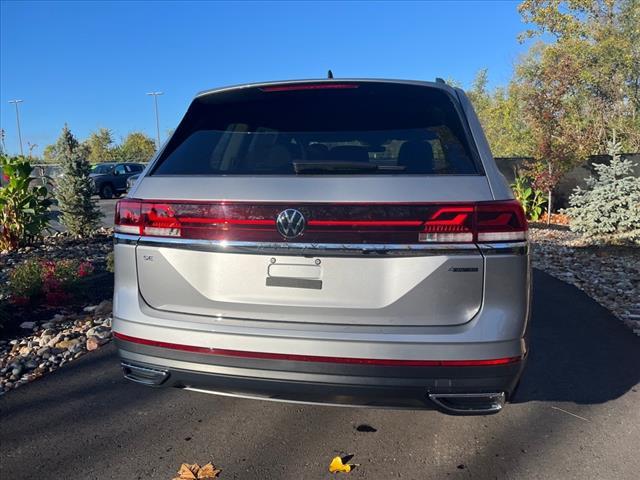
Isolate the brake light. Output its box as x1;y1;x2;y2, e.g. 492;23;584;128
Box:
261;83;359;92
114;200;527;244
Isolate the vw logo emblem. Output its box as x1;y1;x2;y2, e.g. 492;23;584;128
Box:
276;209;306;239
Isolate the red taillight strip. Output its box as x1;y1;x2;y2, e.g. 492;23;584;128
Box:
114;332;520;367
307;220;424;227
178;217;275;225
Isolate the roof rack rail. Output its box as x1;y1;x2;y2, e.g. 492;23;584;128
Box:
435;77;446;84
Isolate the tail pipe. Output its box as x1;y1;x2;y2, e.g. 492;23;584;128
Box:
121;362;169;386
428;392;505;415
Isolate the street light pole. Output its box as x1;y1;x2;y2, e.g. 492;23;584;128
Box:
146;92;163;149
8;99;24;156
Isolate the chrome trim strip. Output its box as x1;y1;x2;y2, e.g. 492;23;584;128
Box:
119;234;480;256
478;242;528;255
113;233;140;245
114;233;527;256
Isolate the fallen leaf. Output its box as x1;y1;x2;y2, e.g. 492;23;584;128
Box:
173;463;198;480
329;456;352;474
197;463;221;479
173;462;221;480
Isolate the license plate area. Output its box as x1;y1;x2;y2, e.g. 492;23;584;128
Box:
266;260;323;290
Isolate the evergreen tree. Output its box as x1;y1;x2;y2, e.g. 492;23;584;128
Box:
54;125;102;236
563;133;640;243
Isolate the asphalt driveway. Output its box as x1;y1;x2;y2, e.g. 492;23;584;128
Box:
1;270;638;479
49;198;118;231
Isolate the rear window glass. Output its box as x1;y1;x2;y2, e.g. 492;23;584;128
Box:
152;83;480;176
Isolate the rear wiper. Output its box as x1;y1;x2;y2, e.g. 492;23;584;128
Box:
293;161;380;174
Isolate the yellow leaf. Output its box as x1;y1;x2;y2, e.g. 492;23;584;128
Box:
197;463;221;479
329;456;352;474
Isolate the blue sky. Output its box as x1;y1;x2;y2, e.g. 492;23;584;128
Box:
1;0;529;156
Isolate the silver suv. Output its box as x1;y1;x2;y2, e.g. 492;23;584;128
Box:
113;79;530;414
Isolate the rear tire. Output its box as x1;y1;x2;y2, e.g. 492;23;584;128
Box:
99;184;114;199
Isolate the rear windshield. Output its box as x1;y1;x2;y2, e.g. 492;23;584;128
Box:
152;83;481;176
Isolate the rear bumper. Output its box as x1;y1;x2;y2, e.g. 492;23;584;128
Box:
116;335;526;413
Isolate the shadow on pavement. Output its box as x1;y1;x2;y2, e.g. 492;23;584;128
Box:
514;269;640;404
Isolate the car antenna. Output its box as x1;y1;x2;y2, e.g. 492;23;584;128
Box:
327;69;334;79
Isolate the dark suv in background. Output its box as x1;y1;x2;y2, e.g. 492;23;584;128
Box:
90;163;144;199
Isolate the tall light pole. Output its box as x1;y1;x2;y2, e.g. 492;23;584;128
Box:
146;91;163;149
8;99;24;156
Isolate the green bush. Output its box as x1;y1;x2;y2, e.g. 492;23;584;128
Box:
511;175;547;221
563;138;640;243
106;251;115;273
7;258;95;305
7;259;43;304
0;154;52;250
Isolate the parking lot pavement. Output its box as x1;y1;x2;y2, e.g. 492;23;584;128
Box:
1;270;639;479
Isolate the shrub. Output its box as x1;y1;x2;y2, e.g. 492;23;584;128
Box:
7;259;43;304
106;251;115;273
0;154;52;250
7;258;95;305
511;175;547;221
54;125;102;236
563;138;640;243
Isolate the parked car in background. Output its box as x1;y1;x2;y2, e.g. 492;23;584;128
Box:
114;79;530;415
90;163;144;199
126;173;141;192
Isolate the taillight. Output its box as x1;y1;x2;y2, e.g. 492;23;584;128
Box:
420;206;474;243
475;200;528;242
114;199;527;244
114;199;141;235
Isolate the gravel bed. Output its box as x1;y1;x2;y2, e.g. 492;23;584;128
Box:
0;228;113;284
0;300;113;394
529;226;640;335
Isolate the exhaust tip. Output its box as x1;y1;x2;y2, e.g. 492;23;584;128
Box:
121;362;169;386
428;392;505;414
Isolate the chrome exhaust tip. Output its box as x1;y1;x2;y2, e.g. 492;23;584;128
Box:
121;362;169;386
428;392;505;414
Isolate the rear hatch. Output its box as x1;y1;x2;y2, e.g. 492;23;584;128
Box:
119;81;524;327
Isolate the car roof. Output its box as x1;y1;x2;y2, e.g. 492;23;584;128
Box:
195;78;456;100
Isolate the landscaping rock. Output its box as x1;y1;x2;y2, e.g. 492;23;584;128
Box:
86;336;107;351
0;299;114;393
19;322;36;330
94;300;113;316
86;325;111;340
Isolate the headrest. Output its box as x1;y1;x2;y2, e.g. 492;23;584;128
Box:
397;141;434;173
330;145;369;163
307;143;330;160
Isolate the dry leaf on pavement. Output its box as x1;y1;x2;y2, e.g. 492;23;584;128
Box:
198;463;222;479
173;462;221;480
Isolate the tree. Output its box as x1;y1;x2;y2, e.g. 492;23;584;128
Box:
518;0;640;152
84;128;115;164
115;132;156;163
466;70;534;157
43;130;90;164
563;133;640;242
54;125;102;236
